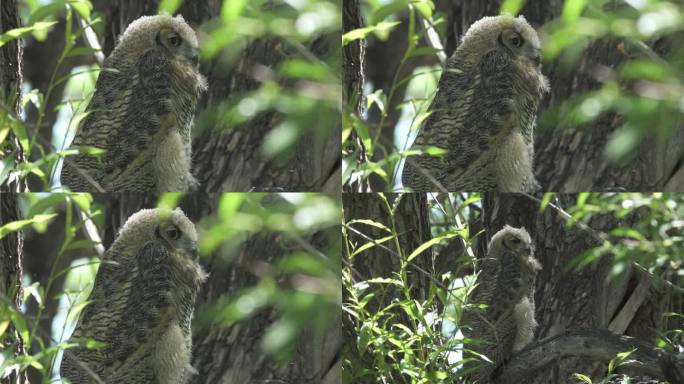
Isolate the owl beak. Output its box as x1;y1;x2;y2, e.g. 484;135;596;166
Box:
189;48;199;66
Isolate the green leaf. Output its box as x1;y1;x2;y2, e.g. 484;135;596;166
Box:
350;234;396;257
9;119;29;153
221;0;249;23
610;227;645;241
0;213;58;239
66;46;101;58
406;229;460;262
370;0;409;25
157;192;184;210
500;0;525;16
562;0;590;23
69;193;92;213
65;239;100;251
10;311;29;346
571;373;593;384
67;0;92;20
28;2;65;25
346;219;392;233
605;125;640;163
407;46;441;58
411;0;434;20
539;192;555;212
158;0;184;15
218;193;246;221
342;21;401;46
262;122;300;157
0;21;59;47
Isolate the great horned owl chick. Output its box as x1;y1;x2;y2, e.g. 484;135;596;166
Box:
460;225;541;383
60;208;206;383
61;15;207;192
402;15;549;192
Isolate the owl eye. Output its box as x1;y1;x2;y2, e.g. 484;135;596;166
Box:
510;34;523;47
511;237;521;244
167;226;181;240
168;34;182;47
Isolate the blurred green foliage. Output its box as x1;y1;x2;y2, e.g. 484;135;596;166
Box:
342;0;684;190
194;193;341;361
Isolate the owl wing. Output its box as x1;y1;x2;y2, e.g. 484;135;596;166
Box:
402;49;514;191
61;63;126;191
61;242;173;382
60;249;131;383
101;241;175;380
460;257;501;380
99;47;173;191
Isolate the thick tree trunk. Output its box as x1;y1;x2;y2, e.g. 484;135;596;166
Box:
0;194;28;384
1;0;25;193
0;1;28;383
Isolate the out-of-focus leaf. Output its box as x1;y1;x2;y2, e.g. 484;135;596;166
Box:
0;21;58;47
157;192;184;210
158;0;184;15
562;0;589;23
221;0;249;23
605;125;640;163
67;0;92;20
500;0;525;16
0;214;58;239
342;21;401;46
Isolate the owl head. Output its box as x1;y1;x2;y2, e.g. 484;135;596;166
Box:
459;15;542;68
116;207;198;260
489;225;533;256
114;14;201;69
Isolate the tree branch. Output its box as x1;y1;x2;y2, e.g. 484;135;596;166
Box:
494;328;684;383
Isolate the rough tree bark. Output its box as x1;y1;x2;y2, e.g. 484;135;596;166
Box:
1;0;26;193
482;193;683;383
342;0;371;192
95;192;341;384
0;197;28;384
0;1;28;383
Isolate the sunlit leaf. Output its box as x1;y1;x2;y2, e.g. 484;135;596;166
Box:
0;21;58;47
158;0;184;15
0;214;58;239
157;192;184;210
342;21;401;46
500;0;525;16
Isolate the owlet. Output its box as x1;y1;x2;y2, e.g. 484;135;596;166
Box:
61;15;207;192
60;208;206;383
402;15;549;191
460;225;541;383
